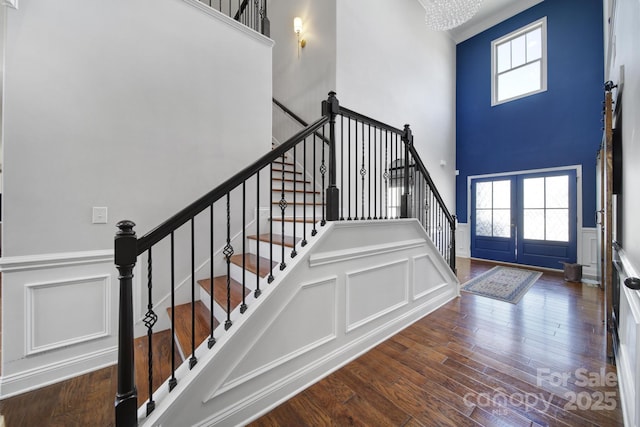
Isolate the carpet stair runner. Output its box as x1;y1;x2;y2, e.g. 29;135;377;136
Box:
132;151;322;408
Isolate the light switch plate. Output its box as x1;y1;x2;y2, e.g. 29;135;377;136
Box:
92;207;108;224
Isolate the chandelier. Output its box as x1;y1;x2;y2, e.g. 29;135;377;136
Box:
417;0;484;31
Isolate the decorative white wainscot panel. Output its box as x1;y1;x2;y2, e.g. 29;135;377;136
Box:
346;259;409;332
413;254;450;300
25;275;111;355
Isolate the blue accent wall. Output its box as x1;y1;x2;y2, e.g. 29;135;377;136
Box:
456;0;604;227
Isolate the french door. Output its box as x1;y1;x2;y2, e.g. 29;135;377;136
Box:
471;170;577;269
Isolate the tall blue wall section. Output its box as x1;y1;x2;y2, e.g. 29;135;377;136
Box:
456;0;604;228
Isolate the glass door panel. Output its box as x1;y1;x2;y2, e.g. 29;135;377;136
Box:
471;177;516;263
471;170;577;269
517;171;576;268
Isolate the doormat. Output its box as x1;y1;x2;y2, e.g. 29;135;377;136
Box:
461;266;542;304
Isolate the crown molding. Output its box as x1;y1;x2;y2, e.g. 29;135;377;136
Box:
450;0;543;44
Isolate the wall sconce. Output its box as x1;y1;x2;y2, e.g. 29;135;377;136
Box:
293;17;306;58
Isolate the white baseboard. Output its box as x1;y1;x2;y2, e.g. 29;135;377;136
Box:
0;347;116;399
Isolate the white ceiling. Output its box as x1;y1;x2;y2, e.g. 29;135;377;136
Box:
448;0;544;43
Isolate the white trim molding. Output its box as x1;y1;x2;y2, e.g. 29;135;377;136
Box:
0;347;116;399
0;249;113;272
180;0;273;47
24;275;111;355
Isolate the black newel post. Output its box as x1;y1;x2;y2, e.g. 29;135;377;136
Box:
115;220;138;427
400;124;413;218
323;91;340;221
261;0;270;37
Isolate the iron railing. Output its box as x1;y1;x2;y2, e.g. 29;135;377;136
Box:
199;0;269;36
114;92;454;426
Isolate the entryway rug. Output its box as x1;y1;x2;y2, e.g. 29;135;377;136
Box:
461;266;542;304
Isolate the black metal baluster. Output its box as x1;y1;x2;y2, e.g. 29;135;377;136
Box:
373;126;377;220
291;148;298;258
189;218;197;369
450;215;457;272
340;115;345;220
208;205;215;349
384;132;389;219
241;182;248;313
391;133;395;218
379;129;383;219
312;135;318;236
145;248;157;415
223;193;234;330
169;232;178;388
255;172;262;297
279;153;287;269
396;134;401;219
368;124;372;219
426;188;430;238
348;118;352;220
268;163;274;283
354;121;358;220
360;122;366;220
320;127;327;226
302;138;308;246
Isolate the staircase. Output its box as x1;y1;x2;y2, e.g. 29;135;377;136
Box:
132;152;322;411
115;93;457;426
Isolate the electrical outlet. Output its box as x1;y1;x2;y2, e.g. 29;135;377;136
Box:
92;207;108;224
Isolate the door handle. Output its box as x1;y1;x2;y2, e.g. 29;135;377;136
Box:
595;209;604;225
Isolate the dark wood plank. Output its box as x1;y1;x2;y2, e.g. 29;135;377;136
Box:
229;253;277;277
248;233;301;248
167;300;217;358
198;275;250;313
133;329;182;405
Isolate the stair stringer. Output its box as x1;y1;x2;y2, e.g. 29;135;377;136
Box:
141;219;459;427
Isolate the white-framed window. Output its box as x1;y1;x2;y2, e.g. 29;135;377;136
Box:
491;17;547;106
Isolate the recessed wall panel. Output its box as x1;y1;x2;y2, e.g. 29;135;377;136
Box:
26;276;110;355
413;254;448;299
346;260;408;332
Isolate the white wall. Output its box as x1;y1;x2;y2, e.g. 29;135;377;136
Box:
336;0;457;212
0;0;272;397
270;0;337;124
606;0;640;270
2;0;272;257
605;0;640;425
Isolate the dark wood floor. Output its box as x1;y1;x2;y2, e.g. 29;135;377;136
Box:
0;259;623;426
250;259;623;427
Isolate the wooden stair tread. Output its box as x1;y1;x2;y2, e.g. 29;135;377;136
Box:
272;201;325;206
272;159;295;166
271;177;311;184
248;233;302;248
272;168;303;175
229;253;276;277
167;301;218;356
272;188;320;194
134;329;182;405
198;276;250;313
269;216;317;223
